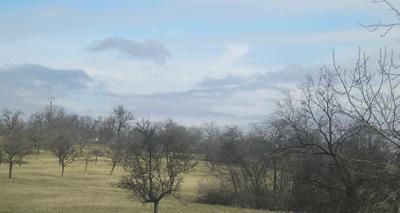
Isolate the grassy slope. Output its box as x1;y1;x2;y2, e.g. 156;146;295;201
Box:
0;152;270;213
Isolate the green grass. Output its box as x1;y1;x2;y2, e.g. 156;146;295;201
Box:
0;152;271;213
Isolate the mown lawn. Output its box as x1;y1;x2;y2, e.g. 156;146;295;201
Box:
0;152;271;213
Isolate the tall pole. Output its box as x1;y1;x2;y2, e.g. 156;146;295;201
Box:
48;97;55;125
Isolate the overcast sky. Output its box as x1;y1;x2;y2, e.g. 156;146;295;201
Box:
0;0;397;125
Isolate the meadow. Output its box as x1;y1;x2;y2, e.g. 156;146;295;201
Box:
0;152;271;213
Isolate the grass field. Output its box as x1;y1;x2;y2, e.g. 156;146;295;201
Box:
0;152;271;213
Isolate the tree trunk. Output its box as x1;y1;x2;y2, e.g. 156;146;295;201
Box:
85;159;89;171
153;201;159;213
95;155;98;164
8;159;13;179
18;154;22;167
61;163;65;177
273;157;277;192
36;143;40;155
0;151;3;165
210;162;215;172
110;162;116;175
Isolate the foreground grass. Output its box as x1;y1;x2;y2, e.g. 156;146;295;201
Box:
0;152;270;213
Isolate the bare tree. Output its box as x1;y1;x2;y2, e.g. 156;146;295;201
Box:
47;108;79;177
118;119;197;213
83;149;93;171
80;145;104;171
76;116;97;152
335;49;400;148
96;116;114;146
28;112;46;155
277;69;366;212
201;122;220;170
199;125;281;209
1;110;27;178
251;120;291;193
334;48;400;211
50;129;79;177
109;105;134;175
91;147;104;165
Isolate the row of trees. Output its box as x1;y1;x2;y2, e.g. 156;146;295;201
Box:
0;105;202;213
193;48;400;212
194;2;400;212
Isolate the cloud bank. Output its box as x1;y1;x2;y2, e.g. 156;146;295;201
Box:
0;63;318;125
0;64;93;113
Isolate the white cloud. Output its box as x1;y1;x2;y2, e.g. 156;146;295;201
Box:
219;44;249;64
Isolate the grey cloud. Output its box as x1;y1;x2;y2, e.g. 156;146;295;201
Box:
0;64;92;89
0;64;93;114
87;37;171;64
195;64;320;91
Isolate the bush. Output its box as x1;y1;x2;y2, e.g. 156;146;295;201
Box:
197;179;288;210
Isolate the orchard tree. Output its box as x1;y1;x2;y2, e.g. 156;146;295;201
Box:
82;149;94;171
50;130;79;176
109;105;134;175
201;122;221;171
47;108;79;177
118;119;197;213
1;110;28;178
91;147;104;164
28;112;46;155
76;116;97;152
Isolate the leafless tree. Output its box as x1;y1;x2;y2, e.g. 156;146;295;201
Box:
118;119;197;213
251;119;292;194
75;116;97;152
201;122;220;170
277;68;366;212
96;116;114;146
50;128;79;177
82;149;93;171
334;48;400;211
47;108;79;177
28;112;46;155
109;105;134;175
335;49;400;148
91;147;104;165
1;110;28;178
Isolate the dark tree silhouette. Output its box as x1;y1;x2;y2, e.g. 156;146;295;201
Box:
118;119;197;213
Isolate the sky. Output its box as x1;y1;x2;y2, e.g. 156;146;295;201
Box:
0;0;398;125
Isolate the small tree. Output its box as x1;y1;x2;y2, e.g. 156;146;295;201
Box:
50;130;79;176
17;142;32;167
118;119;197;213
47;110;79;177
83;149;93;171
201;122;221;171
28;112;45;155
91;147;103;164
1;110;26;178
109;105;134;175
76;116;97;152
0;136;3;165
